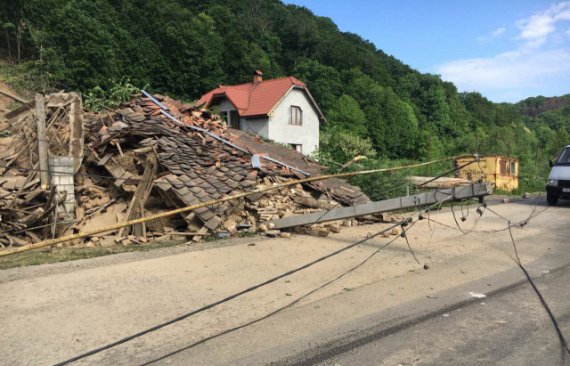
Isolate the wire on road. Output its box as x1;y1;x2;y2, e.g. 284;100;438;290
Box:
479;195;569;357
141;183;478;364
141;221;419;365
53;217;412;366
507;223;570;356
53;163;480;365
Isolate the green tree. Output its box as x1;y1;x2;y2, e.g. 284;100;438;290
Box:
2;22;15;60
2;0;569;194
316;129;376;167
292;59;342;112
327;95;367;136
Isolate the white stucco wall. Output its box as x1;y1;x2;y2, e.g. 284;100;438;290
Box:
267;88;320;156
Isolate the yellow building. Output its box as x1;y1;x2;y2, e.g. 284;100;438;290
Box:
454;155;519;191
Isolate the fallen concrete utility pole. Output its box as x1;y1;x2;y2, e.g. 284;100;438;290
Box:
266;182;492;230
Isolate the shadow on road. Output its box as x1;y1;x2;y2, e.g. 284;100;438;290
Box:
492;196;570;208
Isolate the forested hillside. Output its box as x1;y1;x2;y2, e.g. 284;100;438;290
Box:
1;0;569;193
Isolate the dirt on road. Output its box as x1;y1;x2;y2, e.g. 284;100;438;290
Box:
1;198;569;365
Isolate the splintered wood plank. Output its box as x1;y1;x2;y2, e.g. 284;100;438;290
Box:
68;93;84;173
118;154;157;237
35;94;49;190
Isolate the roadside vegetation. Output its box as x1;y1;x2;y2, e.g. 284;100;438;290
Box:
1;0;570;196
0;239;186;270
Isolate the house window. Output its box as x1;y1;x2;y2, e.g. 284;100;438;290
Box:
229;110;239;129
289;143;302;153
221;110;240;129
290;106;302;126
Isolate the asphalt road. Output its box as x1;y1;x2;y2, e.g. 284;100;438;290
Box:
315;264;570;366
2;198;569;365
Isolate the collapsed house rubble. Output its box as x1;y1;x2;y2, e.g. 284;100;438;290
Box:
0;91;374;248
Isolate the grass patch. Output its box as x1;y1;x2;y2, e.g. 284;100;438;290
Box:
0;239;184;270
236;230;256;238
0;59;50;100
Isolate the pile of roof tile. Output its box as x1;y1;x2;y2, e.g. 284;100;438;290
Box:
0;91;371;249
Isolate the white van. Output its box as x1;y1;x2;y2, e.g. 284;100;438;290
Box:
546;145;570;205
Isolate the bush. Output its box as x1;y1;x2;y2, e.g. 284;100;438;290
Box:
314;128;376;169
84;78;142;111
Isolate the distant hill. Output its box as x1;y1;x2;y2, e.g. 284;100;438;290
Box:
0;0;569;191
518;95;570;117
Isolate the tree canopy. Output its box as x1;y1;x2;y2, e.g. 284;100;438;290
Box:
1;0;569;191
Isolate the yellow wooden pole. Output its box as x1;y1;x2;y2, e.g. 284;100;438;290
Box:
0;157;454;257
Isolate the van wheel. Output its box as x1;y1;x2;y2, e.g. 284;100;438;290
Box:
547;192;558;206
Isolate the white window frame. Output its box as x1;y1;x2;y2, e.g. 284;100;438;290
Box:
289;143;302;153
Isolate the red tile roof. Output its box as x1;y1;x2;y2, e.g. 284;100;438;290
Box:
197;76;308;117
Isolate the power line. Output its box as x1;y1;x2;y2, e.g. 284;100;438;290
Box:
430;193;547;236
450;204;468;234
468;195;569;357
140;221;419;365
2;156;473;258
311;157;480;228
420;210;437;254
478;195;549;233
417;156;480;188
53;218;412;366
168;196;570;366
2;156;462;182
427;216;464;231
54;180;477;365
400;221;420;265
142;185;473;364
507;223;570;356
53;167;464;365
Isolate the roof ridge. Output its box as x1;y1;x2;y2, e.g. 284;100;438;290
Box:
216;76;304;88
261;76;300;83
225;81;253;88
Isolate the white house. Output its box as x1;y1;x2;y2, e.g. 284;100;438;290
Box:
197;70;325;155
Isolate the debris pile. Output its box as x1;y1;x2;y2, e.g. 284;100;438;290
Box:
0;91;371;249
1;92;83;247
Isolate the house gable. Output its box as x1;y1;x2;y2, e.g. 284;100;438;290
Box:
267;88;320;155
267;85;324;122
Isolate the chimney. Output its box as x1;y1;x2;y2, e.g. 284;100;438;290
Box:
253;70;263;84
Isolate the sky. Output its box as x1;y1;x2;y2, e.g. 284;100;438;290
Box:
284;0;570;103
